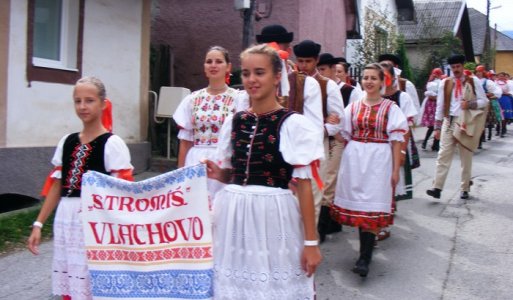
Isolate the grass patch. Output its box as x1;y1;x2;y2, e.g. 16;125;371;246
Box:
0;206;54;254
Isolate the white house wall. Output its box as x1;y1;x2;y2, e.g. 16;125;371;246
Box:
346;0;399;64
6;0;144;148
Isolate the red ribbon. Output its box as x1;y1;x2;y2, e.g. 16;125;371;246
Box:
310;160;324;190
40;166;62;197
455;78;462;99
102;99;113;132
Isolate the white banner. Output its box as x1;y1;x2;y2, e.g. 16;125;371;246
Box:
81;164;212;299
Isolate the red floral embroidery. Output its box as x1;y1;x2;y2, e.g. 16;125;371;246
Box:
266;177;274;186
211;124;219;133
263;154;273;162
268;135;276;144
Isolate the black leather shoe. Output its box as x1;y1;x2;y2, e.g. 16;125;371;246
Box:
460;191;469;199
426;188;441;199
352;258;369;277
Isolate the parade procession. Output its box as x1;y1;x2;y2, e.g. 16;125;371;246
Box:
2;0;513;299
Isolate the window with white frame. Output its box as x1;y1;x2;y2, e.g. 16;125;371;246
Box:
374;26;388;56
32;0;79;71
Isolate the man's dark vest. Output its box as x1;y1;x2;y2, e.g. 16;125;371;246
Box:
398;78;407;92
230;109;295;189
279;71;306;114
340;83;354;107
383;90;402;107
61;132;112;197
443;76;476;117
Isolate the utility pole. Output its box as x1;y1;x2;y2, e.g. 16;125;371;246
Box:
484;0;491;68
242;0;256;50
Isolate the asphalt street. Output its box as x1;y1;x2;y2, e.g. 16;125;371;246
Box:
1;126;512;300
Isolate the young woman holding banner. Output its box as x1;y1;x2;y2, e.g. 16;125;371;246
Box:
27;77;133;299
204;44;323;299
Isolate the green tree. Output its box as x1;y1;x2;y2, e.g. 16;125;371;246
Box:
414;31;464;88
395;35;413;81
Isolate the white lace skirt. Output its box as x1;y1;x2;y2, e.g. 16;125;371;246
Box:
52;197;93;299
212;184;315;300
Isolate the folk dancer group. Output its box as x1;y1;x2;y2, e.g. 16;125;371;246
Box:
27;23;507;299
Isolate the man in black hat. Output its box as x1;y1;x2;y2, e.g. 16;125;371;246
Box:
378;53;421;124
426;54;488;200
246;25;324;136
293;41;344;236
256;24;293;54
317;53;362;107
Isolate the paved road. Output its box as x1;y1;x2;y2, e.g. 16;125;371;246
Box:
1;127;512;300
316;126;513;300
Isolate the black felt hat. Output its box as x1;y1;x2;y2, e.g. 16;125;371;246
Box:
317;53;347;66
293;40;321;58
378;53;402;66
256;24;294;43
447;54;466;65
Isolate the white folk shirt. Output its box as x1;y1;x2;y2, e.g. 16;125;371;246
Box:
310;72;344;136
237;76;325;136
337;81;363;104
478;77;502;98
435;76;488;122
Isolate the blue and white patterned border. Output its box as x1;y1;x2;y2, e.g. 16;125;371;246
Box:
90;269;213;298
82;164;206;195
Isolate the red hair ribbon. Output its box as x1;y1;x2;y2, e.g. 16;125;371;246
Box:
266;42;289;60
475;65;486;73
432;68;443;76
384;72;393;87
102;99;113;132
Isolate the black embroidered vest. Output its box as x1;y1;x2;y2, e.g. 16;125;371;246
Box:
340;83;355;107
61;132;112;197
230;109;295;189
383;90;402;107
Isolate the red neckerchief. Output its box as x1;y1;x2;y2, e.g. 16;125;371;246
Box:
454;77;463;99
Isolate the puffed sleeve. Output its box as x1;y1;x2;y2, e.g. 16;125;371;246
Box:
49;134;70;179
279;114;324;178
488;80;502;99
235;90;250;112
215;114;234;169
172;93;195;141
399;92;418;118
104;135;134;172
472;77;488;108
387;104;409;142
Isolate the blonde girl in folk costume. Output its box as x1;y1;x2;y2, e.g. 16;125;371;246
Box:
204;44;323;299
173;46;240;202
331;63;408;277
27;77;134;299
